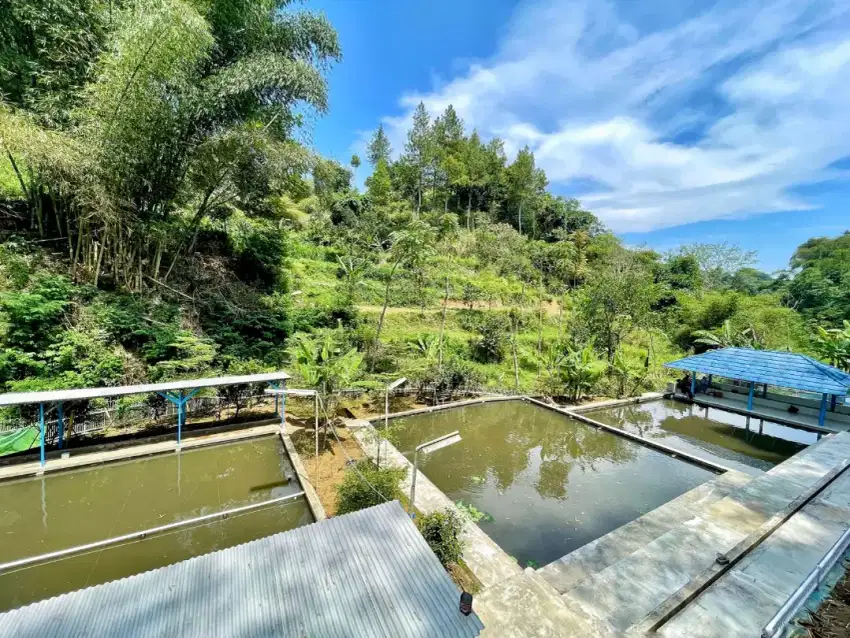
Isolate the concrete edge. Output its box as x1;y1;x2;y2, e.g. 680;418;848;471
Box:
0;416;282;469
349;421;523;589
279;428;327;522
0;423;281;482
368;395;525;424
569;392;665;414
525;398;734;475
673;394;839;435
628;456;850;635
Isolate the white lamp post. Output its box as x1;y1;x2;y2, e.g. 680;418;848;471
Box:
409;430;462;514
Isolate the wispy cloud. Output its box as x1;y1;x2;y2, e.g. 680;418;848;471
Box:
376;0;850;232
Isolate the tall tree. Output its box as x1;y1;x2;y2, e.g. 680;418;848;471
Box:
367;123;392;166
1;0;341;291
505;146;545;235
402;102;432;215
365;158;392;207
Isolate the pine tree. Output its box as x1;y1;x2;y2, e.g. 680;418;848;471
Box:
367;124;392;166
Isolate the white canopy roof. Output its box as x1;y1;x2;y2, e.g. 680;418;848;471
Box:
0;372;290;407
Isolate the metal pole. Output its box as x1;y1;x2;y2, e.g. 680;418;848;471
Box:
747;382;755;411
39;403;45;467
177;390;184;445
409;448;419;514
314;392;319;493
819;393;828;427
690;373;696;396
57;401;64;450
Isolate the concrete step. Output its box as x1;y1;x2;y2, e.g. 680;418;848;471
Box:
537;470;753;595
476;568;617;637
560;517;746;632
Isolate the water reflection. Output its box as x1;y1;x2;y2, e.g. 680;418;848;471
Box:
389;401;712;566
0;436;303;565
587;400;815;473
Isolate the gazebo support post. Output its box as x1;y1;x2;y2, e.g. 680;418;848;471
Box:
747;382;755;411
57;401;64;450
830;394;837;412
39;403;46;467
158;389;201;446
690;373;696;396
819;393;828;427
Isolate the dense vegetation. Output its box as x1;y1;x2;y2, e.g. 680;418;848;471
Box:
1;0;848;413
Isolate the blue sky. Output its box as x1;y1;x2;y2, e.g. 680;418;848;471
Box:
309;0;850;272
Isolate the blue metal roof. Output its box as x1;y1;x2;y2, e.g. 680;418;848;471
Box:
0;501;484;638
665;348;850;396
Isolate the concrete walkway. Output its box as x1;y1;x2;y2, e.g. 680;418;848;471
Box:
534;432;850;636
657;436;850;637
0;423;281;481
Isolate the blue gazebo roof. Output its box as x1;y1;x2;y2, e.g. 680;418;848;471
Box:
665;348;850;396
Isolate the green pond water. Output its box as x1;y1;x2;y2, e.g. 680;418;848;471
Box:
585;399;816;473
0;436;313;611
389;400;714;567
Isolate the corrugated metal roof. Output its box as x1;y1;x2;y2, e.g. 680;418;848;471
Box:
0;501;484;638
0;372;291;407
665;348;850;395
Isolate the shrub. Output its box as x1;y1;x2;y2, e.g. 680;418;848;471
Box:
416;509;465;567
470;314;509;364
335;460;405;515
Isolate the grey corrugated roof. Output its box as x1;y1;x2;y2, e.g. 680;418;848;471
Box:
0;372;291;407
0;501;484;638
665;347;850;395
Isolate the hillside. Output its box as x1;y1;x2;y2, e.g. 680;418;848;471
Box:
0;0;848;421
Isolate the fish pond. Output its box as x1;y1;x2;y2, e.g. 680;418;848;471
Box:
0;436;313;611
584;399;816;473
387;400;714;568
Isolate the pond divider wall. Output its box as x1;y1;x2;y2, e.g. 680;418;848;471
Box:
526;398;735;475
372;393;734;475
0;422;283;482
0;489;307;574
348;417;523;590
278;426;326;521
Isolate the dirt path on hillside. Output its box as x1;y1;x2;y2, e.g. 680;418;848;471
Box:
357;299;562;315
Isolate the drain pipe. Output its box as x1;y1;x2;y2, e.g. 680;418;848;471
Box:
762;525;850;637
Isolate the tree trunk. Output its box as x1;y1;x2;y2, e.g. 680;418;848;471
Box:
511;320;520;392
537;293;544;378
438;277;449;372
373;263;399;362
518;199;523;234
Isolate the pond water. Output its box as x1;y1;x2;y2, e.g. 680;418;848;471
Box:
0;436;313;611
585;399;816;473
388;400;714;568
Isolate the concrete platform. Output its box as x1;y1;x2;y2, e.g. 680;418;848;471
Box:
538;470;754;595
476;569;616;638
537;432;850;636
0;423;281;481
658;456;850;638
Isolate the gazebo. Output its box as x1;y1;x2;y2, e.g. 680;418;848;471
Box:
664;348;850;429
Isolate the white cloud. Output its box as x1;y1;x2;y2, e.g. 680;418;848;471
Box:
374;0;850;232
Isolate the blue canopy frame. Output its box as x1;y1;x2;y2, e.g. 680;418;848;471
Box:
665;348;850;426
0;372;290;467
